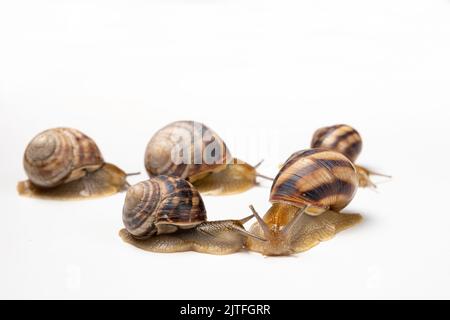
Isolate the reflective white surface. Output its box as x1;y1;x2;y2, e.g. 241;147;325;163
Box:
1;0;450;299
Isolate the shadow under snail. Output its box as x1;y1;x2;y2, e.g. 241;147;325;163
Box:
18;127;136;200
144;120;272;196
119;176;265;255
246;149;363;257
311;124;391;188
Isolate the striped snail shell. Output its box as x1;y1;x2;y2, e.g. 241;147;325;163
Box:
246;148;362;256
311;124;362;163
23;128;104;188
122;176;207;239
144;121;232;182
270;149;359;215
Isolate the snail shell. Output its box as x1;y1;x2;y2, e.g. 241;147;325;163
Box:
23;128;104;188
122;176;207;239
144;121;232;182
270;149;359;215
311;124;362;163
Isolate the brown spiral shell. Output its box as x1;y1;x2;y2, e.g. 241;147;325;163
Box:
23;128;104;188
122;176;207;239
311;124;363;163
144;121;232;181
270;149;358;213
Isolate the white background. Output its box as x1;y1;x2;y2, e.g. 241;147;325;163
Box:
1;0;450;300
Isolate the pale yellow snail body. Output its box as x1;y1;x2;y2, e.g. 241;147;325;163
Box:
18;128;131;200
144;121;272;196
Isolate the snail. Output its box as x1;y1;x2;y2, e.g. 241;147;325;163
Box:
311;124;390;188
18;128;135;200
119;176;265;255
144;121;272;196
246;149;362;256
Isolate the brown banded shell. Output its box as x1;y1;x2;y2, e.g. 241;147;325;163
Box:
270;149;358;214
122;176;207;239
144;121;232;182
311;124;362;163
23;128;104;188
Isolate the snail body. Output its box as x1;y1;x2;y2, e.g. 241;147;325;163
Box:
144;121;272;196
120;176;263;255
18;128;130;200
246;149;362;256
311;124;390;188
